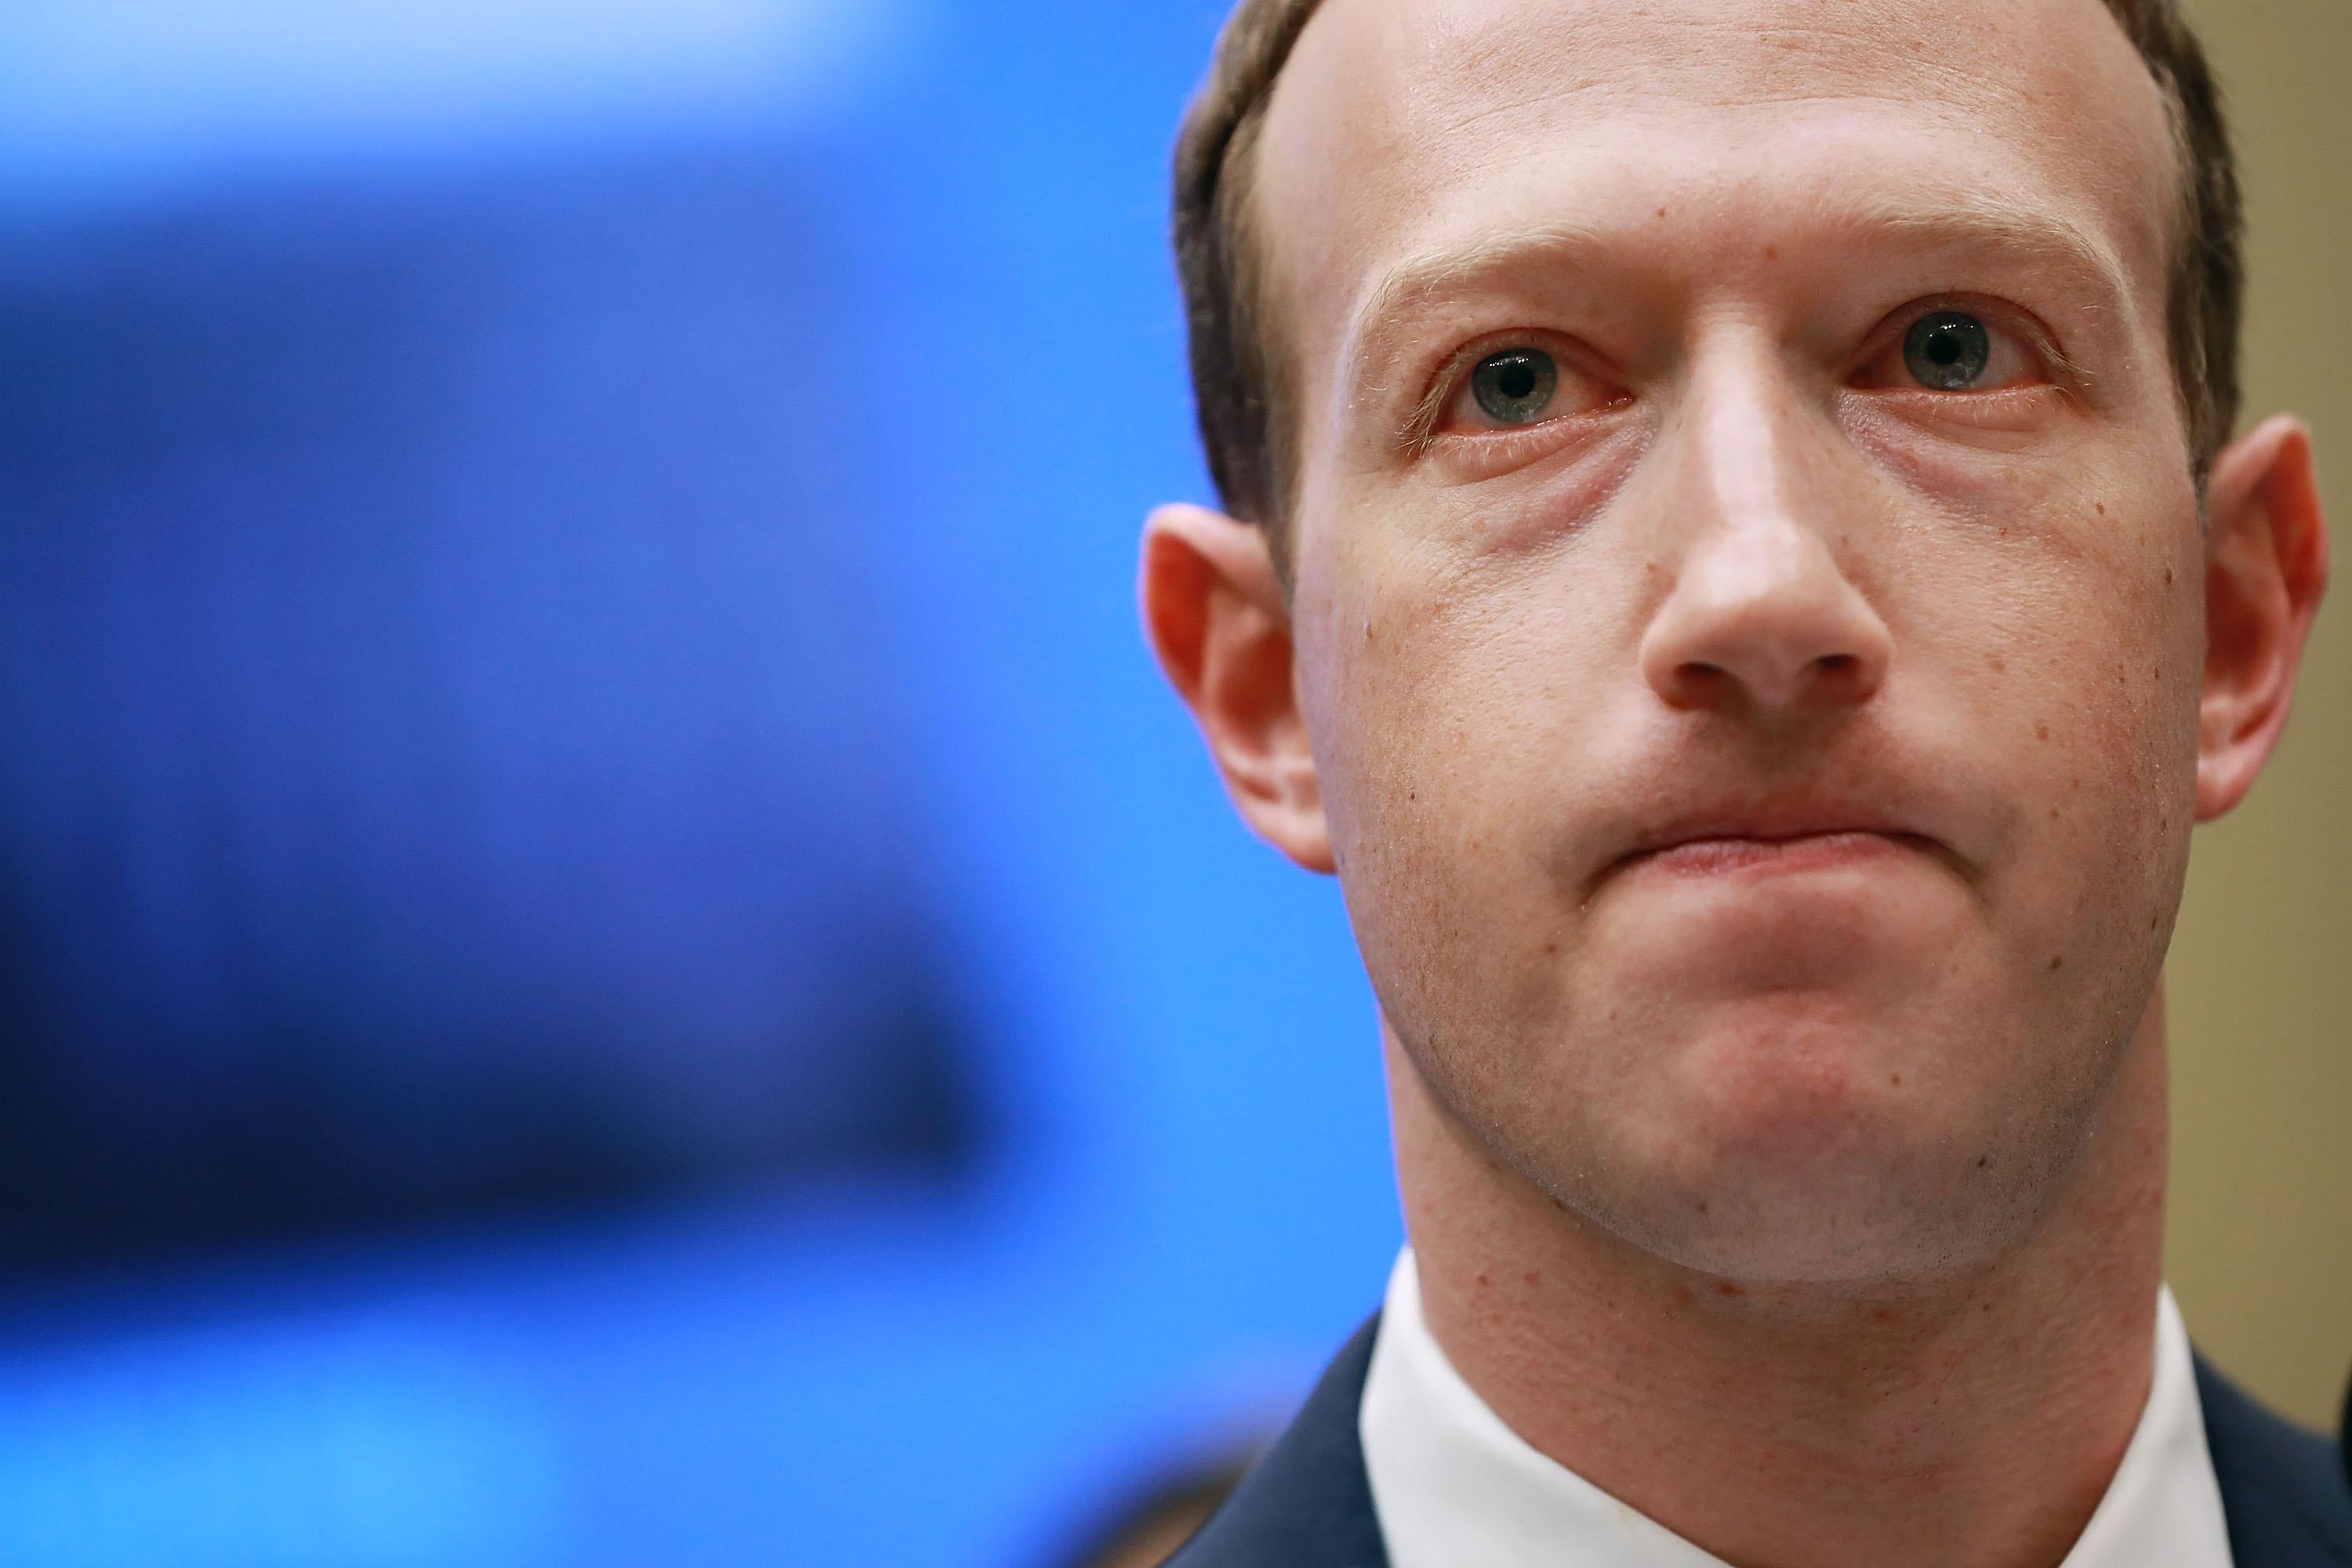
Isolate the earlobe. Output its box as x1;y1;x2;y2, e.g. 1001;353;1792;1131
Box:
1139;503;1335;873
2195;416;2331;822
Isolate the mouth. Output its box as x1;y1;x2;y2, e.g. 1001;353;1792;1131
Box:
1618;828;1938;879
1601;807;1951;891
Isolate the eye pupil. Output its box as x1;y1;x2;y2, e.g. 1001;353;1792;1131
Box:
1902;312;1991;390
1471;349;1559;424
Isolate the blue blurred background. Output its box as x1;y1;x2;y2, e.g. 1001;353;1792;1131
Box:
0;2;1400;1563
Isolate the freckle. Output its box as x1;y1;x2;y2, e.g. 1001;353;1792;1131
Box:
1987;652;2005;673
1476;1272;1492;1288
2049;807;2060;819
1764;245;1780;262
2036;724;2049;742
1718;1281;1746;1299
1977;1156;1991;1169
1541;940;1559;955
1656;206;1668;218
2096;503;2106;515
2049;954;2064;971
1696;1199;1711;1215
1889;1073;1904;1087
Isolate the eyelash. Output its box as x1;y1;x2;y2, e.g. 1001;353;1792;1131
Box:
1404;330;1625;454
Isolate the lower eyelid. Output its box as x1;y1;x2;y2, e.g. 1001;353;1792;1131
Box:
1857;383;2059;427
1423;408;1628;477
1429;423;1570;462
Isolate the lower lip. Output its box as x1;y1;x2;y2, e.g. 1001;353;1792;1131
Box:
1624;830;1922;879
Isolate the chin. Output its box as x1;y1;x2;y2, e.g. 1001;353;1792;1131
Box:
1606;1141;2031;1287
1562;994;2067;1285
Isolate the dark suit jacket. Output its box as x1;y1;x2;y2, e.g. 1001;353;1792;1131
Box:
1168;1316;2352;1568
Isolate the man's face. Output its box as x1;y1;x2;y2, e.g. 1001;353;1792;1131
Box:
1257;0;2204;1280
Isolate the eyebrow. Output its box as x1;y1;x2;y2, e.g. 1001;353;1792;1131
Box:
1341;192;2132;403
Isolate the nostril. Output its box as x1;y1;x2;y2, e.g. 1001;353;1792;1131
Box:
1807;651;1883;702
1673;662;1733;699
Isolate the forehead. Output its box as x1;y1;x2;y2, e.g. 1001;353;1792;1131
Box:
1251;0;2180;387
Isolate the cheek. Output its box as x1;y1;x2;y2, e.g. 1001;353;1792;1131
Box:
1296;543;1619;1030
1928;484;2203;974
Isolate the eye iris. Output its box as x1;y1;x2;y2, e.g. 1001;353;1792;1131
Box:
1902;312;1991;390
1472;349;1559;424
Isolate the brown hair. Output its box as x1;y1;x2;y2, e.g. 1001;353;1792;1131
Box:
1173;0;2244;553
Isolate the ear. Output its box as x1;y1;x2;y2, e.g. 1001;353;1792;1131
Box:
1140;503;1334;873
2196;415;2330;822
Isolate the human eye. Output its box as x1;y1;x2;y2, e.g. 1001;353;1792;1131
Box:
1850;302;2049;394
1465;348;1561;425
1431;336;1628;441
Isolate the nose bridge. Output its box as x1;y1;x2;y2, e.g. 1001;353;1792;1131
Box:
1694;339;1802;543
1640;332;1891;714
1680;327;1825;550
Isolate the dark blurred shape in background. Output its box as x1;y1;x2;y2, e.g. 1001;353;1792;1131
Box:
0;147;974;1270
0;2;1399;1564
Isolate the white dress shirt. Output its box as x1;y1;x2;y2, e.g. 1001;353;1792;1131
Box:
1361;1248;2234;1568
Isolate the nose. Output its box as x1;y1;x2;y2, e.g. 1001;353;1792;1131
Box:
1638;362;1892;715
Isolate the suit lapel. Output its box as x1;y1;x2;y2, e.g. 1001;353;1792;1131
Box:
2197;1356;2352;1567
1169;1316;2352;1568
1165;1315;1390;1568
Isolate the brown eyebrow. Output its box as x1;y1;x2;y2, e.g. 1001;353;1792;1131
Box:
1338;193;2132;419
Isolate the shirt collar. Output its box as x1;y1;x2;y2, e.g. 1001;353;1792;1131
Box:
1360;1247;2234;1568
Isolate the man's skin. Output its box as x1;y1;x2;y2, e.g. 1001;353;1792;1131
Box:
1141;1;2329;1566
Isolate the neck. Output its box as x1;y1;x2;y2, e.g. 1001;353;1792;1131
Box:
1391;986;2170;1568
